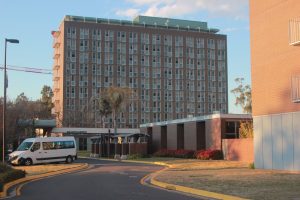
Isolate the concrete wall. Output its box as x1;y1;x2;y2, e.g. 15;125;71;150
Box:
254;112;300;171
184;122;197;150
167;124;177;150
205;118;222;149
222;138;253;163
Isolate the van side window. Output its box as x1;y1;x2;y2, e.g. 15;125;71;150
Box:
42;141;75;150
43;142;54;150
31;142;40;151
63;141;75;149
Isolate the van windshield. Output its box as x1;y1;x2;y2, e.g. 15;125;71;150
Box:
17;142;33;151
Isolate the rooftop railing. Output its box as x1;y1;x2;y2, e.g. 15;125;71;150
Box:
64;15;219;34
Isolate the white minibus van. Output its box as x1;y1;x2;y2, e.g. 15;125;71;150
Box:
9;137;77;166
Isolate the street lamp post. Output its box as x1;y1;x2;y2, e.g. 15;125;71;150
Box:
2;38;19;163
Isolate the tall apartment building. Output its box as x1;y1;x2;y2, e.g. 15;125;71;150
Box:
250;0;300;171
52;15;228;128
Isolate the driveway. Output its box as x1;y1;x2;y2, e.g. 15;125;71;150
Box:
11;158;202;200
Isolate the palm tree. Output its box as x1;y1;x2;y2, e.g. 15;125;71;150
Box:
105;87;132;134
98;87;132;157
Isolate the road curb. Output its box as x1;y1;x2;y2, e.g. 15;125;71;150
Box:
0;163;88;199
79;156;172;167
149;169;248;200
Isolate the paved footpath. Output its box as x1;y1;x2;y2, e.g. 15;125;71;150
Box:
11;158;203;200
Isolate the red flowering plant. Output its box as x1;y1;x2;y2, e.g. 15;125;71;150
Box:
194;149;223;160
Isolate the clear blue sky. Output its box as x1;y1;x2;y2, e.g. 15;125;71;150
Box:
0;0;250;113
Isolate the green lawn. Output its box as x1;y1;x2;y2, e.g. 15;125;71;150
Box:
77;151;91;157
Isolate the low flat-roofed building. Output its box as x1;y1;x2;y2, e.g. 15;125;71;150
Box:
140;113;252;153
51;127;140;151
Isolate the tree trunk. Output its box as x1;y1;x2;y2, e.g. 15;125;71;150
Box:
102;116;106;128
113;110;117;135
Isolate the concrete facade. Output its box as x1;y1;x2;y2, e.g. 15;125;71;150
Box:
250;0;300;171
166;124;177;150
254;113;300;171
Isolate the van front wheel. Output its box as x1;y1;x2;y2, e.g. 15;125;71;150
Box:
24;158;33;166
66;156;73;164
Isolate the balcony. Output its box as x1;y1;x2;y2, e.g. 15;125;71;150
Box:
289;18;300;46
54;87;60;92
53;74;60;81
53;53;60;59
292;75;300;103
51;31;61;38
53;41;60;48
53;64;60;70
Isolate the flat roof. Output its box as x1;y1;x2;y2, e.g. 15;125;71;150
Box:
64;15;219;33
51;127;140;134
140;113;252;128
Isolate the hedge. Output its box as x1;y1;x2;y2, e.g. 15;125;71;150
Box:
153;149;224;160
153;149;195;158
0;163;26;192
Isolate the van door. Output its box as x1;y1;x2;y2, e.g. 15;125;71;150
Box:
42;142;55;163
30;142;43;164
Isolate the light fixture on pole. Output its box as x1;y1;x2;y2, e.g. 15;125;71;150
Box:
3;38;19;163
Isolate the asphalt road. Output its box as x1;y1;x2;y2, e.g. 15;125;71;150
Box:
11;158;202;200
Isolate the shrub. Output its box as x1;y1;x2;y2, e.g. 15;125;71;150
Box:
195;149;223;160
0;163;26;192
153;149;175;157
127;154;150;160
153;149;195;158
249;162;255;169
239;121;254;138
173;149;195;159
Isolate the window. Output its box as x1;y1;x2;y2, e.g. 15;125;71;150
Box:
42;141;75;150
292;75;300;103
225;121;240;139
31;142;40;151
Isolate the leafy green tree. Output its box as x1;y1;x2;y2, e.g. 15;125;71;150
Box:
40;85;53;117
15;92;29;103
231;78;252;114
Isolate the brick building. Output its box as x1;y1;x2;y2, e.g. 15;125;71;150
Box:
250;0;300;171
52;15;228;128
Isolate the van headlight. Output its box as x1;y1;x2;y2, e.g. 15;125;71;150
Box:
9;155;18;161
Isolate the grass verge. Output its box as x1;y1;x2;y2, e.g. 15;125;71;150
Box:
77;151;91;157
0;163;25;192
154;160;300;200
